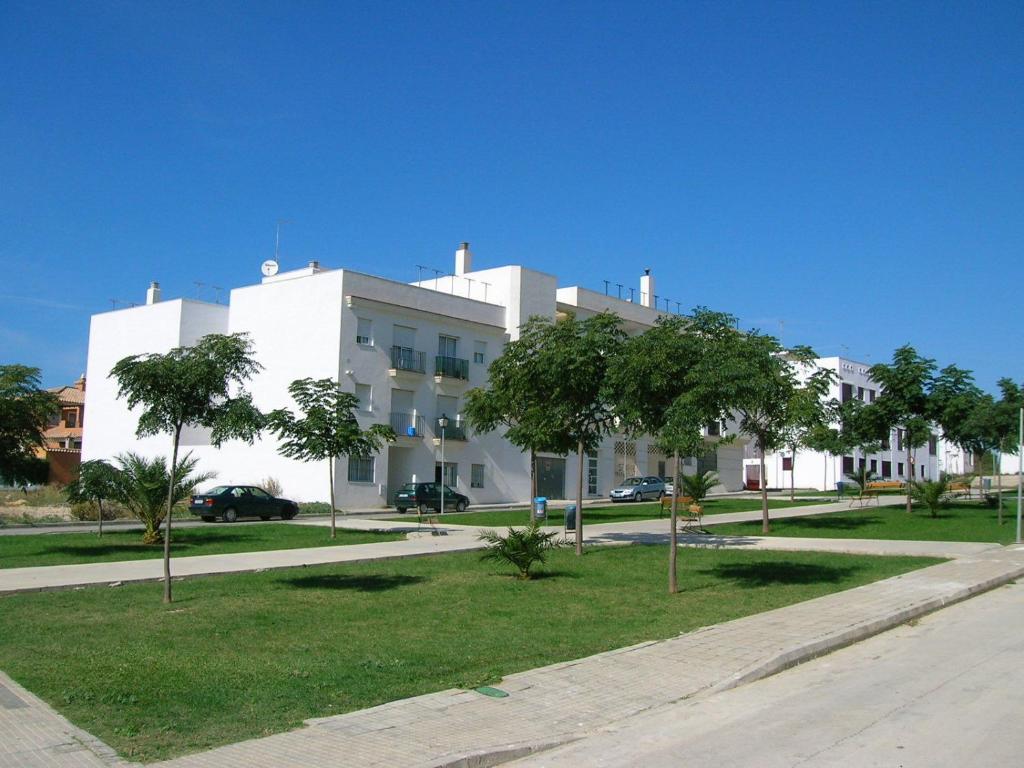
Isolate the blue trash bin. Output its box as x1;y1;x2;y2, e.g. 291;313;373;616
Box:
835;481;846;499
564;504;577;531
533;497;547;520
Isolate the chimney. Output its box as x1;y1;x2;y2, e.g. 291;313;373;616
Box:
640;269;654;308
308;260;320;271
146;281;161;305
455;242;472;276
75;374;86;392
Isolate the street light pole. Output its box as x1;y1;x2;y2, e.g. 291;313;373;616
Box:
439;413;449;514
1017;406;1022;544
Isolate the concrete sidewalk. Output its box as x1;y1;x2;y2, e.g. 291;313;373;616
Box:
141;543;1024;768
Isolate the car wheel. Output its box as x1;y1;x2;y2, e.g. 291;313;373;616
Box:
200;516;215;523
259;515;271;520
633;491;642;502
396;507;407;514
455;499;467;513
223;507;238;523
282;508;297;520
418;502;430;515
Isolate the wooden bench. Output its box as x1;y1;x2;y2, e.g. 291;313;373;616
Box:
865;481;906;493
946;481;971;499
660;494;694;516
661;495;705;533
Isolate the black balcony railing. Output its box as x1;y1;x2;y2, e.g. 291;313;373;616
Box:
434;417;468;441
390;412;423;437
434;355;469;380
390;346;425;373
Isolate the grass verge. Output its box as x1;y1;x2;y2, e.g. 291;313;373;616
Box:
390;497;824;527
0;545;940;761
0;524;404;569
710;502;1017;543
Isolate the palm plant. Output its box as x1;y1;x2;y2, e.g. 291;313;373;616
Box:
678;471;719;503
910;477;950;518
844;466;876;495
110;452;214;544
478;522;563;580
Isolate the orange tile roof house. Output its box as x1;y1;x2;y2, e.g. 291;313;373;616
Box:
41;375;86;484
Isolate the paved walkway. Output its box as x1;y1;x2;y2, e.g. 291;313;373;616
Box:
2;496;993;594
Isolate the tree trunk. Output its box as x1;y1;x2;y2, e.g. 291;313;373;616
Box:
906;441;913;514
575;440;584;556
97;499;103;538
329;459;336;539
996;445;1003;526
790;449;796;502
669;450;679;594
529;447;536;524
760;450;770;534
163;425;182;604
823;452;829;496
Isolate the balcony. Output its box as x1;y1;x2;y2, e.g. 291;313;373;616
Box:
390;412;424;439
434;355;469;381
433;416;468;444
389;346;426;377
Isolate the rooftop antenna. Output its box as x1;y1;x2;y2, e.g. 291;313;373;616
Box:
615;283;623;299
674;301;681;314
480;280;491;302
416;265;428;284
432;268;443;290
212;285;224;304
603;280;610;296
193;281;206;300
275;219;292;261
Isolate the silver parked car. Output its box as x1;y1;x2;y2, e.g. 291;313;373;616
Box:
609;476;666;502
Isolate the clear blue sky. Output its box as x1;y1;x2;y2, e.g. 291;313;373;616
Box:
2;1;1021;392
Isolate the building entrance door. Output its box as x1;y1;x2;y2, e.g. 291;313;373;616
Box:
536;457;565;499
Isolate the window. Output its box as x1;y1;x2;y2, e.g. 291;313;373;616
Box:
356;317;373;346
348;456;375;483
471;463;485;488
473;340;486;364
897;462;904;477
842;456;854;473
588;454;598;495
881;435;890;450
438;334;458;357
858;457;866;471
869;389;876;403
857;386;865;401
841;383;853;402
920;465;925;478
355;383;372;412
62;409;78;428
882;460;892;477
435;461;458;486
928;435;937;456
870;459;877;473
896;429;905;451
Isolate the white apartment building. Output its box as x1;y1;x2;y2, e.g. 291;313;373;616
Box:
747;356;972;492
83;245;746;506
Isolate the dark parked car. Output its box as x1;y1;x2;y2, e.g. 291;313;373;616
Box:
189;485;300;523
394;482;469;514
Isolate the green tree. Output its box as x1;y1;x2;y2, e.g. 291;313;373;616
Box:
607;309;743;591
538;313;625;555
464;321;572;521
110;333;264;602
962;379;1023;520
65;459;119;537
0;365;58;487
108;453;214;543
268;378;396;539
731;337;834;533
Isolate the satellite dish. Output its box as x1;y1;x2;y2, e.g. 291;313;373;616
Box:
261;259;279;277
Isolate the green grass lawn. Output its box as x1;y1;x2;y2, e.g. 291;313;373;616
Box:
397;497;825;528
0;545;940;761
0;524;404;569
711;502;1018;544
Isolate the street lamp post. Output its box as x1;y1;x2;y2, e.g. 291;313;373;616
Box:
1017;406;1022;544
438;413;449;514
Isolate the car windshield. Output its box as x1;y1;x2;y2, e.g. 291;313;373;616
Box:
400;483;417;491
203;486;230;495
620;478;642;486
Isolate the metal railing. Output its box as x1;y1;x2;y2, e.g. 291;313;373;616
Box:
390;346;425;373
390;412;423;437
434;355;469;380
434;417;468;441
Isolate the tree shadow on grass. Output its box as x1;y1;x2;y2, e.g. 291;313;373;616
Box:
280;573;426;592
773;515;884;531
43;531;255;558
699;561;859;587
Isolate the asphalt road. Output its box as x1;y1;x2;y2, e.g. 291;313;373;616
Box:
511;580;1024;768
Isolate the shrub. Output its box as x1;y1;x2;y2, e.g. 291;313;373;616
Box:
910;478;950;518
260;476;283;497
478;523;563;580
679;471;719;503
299;501;332;516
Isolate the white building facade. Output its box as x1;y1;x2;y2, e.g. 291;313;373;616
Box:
747;356;972;492
83;245;747;506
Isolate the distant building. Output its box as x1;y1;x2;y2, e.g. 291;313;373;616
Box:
83;246;746;506
747;357;972;491
41;375;86;484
